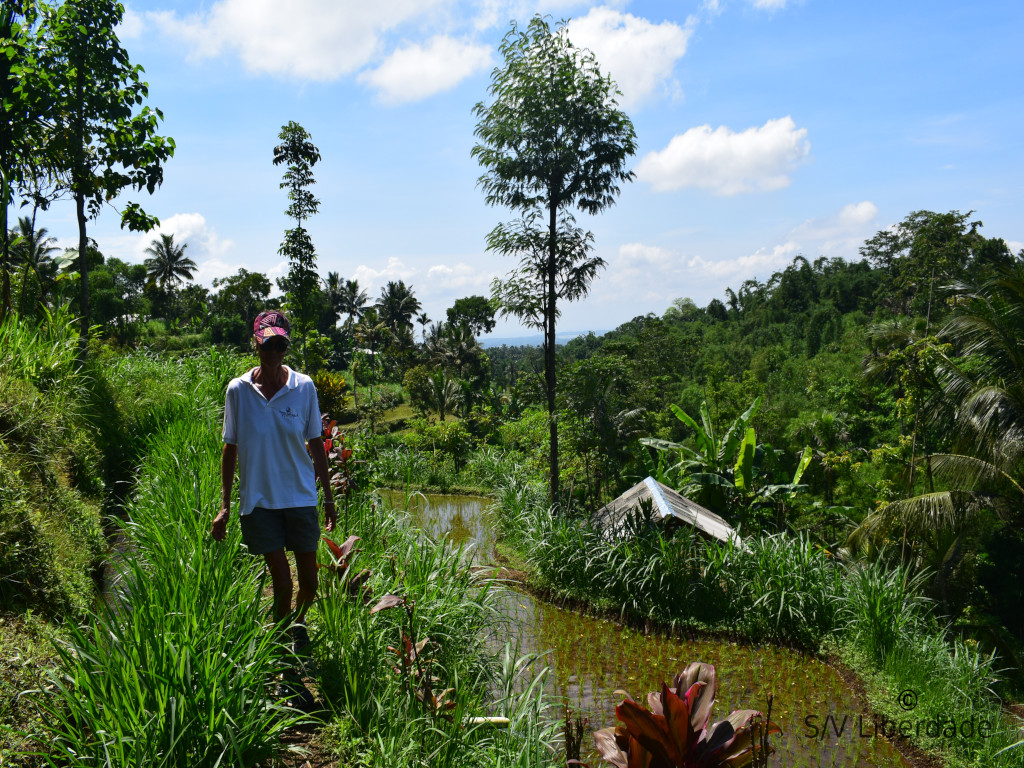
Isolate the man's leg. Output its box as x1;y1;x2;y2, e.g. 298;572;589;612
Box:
293;550;318;624
263;549;293;622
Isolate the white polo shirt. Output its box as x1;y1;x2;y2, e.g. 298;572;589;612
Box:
222;366;322;516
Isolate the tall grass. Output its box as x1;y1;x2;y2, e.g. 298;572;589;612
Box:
23;378;303;766
313;487;561;767
505;485;843;647
0;308;104;617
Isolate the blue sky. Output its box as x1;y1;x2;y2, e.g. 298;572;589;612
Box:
36;0;1024;336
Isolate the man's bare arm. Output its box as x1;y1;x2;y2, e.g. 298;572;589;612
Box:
211;443;237;542
307;437;336;532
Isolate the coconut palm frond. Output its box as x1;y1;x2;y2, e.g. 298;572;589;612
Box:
956;386;1024;459
928;453;1024;499
845;512;891;557
881;491;987;538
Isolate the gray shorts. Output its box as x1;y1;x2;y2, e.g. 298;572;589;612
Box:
240;506;320;555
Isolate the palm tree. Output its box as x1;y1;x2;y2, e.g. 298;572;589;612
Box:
440;323;481;379
789;410;850;504
376;280;421;337
849;262;1024;612
428;372;461;422
11;216;59;311
416;312;430;344
144;233;196;289
353;307;392;432
324;271;346;327
339;279;369;328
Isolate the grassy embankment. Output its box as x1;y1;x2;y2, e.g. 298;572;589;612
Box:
484;459;1024;768
2;309;226;754
1;323;562;766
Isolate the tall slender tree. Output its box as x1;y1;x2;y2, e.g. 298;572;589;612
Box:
473;14;636;503
273;120;321;351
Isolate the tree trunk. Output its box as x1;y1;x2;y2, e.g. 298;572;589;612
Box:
0;192;9;321
546;201;559;507
74;52;89;354
76;190;89;349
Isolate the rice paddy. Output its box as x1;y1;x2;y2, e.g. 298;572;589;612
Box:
387;492;910;767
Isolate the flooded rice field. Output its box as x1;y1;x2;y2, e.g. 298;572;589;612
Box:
383;490;909;768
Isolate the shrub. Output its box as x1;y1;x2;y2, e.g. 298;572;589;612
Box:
314;369;352;420
403;364;433;416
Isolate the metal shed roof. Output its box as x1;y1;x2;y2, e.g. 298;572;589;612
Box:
592;476;743;547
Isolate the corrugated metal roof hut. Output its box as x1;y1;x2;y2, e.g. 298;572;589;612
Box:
592;476;743;548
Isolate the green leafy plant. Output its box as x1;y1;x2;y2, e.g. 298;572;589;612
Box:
589;662;778;768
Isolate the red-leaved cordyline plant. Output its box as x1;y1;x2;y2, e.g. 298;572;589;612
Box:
585;662;779;768
322;535;373;603
370;593;457;721
320;416;359;532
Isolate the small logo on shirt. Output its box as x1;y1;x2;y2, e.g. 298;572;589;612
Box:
278;406;299;419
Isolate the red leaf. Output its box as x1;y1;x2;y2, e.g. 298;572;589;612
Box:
594;728;628;768
324;534;360;566
615;699;676;766
626;733;655;768
662;682;696;760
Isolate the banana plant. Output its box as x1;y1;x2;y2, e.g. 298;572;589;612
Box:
640;398;761;513
640;398;811;517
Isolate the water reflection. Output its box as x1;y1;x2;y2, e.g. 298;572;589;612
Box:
383;490;909;768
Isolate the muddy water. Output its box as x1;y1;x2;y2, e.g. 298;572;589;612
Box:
384;491;909;768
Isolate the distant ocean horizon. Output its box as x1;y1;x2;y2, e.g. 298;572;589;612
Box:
479;330;609;349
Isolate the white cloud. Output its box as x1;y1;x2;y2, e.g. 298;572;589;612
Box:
566;7;693;109
749;0;789;9
617;242;675;270
144;212;235;260
426;262;493;291
1008;241;1023;255
118;6;145;39
360;36;492;104
788;201;878;255
193;257;240;286
598;200;878;310
598;242;686;306
689;240;800;280
149;0;448;81
353;257;417;292
96;212;237;287
838;200;878;226
636;116;810;195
